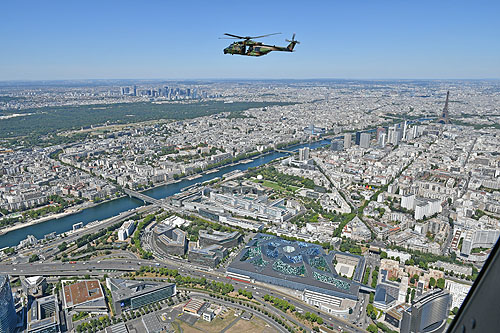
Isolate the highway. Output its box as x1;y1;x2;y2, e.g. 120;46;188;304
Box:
0;257;366;332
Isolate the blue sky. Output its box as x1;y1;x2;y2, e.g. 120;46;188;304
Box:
1;0;499;80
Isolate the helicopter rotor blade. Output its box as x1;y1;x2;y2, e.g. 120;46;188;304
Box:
223;32;281;40
251;32;282;39
224;33;245;39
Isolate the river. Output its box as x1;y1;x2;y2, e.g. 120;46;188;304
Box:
0;139;330;248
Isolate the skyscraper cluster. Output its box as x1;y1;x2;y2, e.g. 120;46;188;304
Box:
120;84;214;100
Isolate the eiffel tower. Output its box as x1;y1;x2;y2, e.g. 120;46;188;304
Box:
438;91;450;124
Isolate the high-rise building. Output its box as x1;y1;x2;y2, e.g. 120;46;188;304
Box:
438;91;451;124
132;85;137;96
355;131;362;145
0;275;17;333
344;133;352;149
378;133;387;147
400;289;451;333
360;133;371;148
388;126;402;146
376;127;386;140
402;121;408;141
298;147;310;161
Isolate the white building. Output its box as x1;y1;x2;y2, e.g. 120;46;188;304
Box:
445;280;471;309
401;194;415;210
414;198;441;220
359;133;371;149
344;133;352;149
117;220;136;241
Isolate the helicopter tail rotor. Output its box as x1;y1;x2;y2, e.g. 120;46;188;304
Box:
285;33;300;51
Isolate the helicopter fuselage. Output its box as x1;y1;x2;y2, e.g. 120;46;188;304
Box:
224;40;292;57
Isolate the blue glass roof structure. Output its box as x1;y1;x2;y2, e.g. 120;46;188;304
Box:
228;234;364;300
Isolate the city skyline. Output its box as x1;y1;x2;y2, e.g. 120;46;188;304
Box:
1;1;500;80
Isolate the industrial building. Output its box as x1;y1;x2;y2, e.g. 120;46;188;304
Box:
106;278;176;315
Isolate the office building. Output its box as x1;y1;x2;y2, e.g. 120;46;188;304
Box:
0;275;17;333
27;295;60;333
188;244;227;268
62;280;107;314
400;289;451;333
359;133;371;148
152;224;188;256
198;230;242;249
117;220;136;241
344;133;352;149
106;278;176;315
22;276;47;299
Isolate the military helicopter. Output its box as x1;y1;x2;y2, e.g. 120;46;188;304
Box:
222;32;299;57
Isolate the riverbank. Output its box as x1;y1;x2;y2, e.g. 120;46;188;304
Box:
0;195;128;236
0;207;82;236
0;138;330;248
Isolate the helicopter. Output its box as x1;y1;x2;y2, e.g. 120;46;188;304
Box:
222;33;299;57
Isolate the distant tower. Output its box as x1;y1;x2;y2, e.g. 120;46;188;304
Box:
438;91;451;124
0;275;17;333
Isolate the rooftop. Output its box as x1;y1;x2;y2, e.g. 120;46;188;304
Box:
228;233;362;299
106;278;176;301
62;280;106;309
